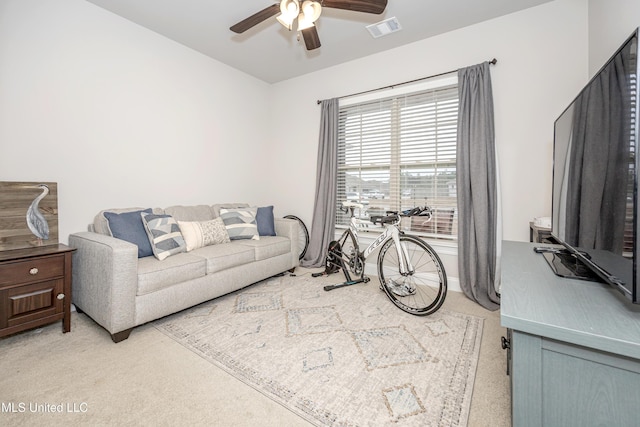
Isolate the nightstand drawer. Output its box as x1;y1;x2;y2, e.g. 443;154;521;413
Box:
0;255;64;287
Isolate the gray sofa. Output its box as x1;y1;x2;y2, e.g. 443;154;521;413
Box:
68;204;299;342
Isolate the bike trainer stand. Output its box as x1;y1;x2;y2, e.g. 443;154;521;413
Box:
312;254;370;291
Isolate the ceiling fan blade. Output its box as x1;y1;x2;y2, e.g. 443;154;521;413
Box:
230;3;280;33
302;26;321;50
321;0;388;14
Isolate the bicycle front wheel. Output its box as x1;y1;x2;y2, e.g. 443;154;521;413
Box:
377;235;447;316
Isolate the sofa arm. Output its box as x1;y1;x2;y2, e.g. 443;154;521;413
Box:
275;218;299;267
68;231;138;338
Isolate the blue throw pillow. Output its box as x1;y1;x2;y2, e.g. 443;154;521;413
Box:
104;209;153;258
256;206;276;236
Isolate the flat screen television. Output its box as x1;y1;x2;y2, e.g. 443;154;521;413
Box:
544;27;639;304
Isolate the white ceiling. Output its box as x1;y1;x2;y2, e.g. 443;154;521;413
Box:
86;0;554;83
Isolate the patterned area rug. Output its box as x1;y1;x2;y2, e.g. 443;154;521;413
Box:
154;275;483;426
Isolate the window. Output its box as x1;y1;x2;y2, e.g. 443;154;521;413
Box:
336;76;459;239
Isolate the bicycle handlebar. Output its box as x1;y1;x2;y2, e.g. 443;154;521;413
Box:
371;206;433;225
341;201;432;225
401;206;432;217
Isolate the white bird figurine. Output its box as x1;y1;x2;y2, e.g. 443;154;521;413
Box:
26;183;50;242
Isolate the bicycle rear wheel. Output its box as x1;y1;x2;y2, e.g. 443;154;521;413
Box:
377;235;447;316
283;215;309;261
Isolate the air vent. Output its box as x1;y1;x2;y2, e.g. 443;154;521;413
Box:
366;17;402;39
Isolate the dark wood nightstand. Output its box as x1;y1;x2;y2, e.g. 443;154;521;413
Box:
0;244;75;338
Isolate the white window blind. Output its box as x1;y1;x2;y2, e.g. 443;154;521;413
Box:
336;80;459;239
624;67;637;255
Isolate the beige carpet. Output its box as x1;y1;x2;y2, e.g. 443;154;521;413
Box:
154;274;483;426
0;268;511;427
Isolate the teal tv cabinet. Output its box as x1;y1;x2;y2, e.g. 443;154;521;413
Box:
501;241;640;427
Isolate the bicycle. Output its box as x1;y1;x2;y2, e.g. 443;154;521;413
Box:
314;202;447;316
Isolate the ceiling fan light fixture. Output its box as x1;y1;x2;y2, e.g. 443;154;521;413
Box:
277;0;300;30
302;1;322;23
230;0;389;51
279;0;300;15
297;16;315;31
276;14;294;30
297;2;321;31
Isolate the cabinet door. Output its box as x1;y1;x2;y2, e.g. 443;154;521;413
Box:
511;331;640;427
541;340;640;427
511;331;543;427
0;278;64;329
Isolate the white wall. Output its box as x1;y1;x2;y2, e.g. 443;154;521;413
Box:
588;0;640;75
1;0;594;282
269;0;588;254
0;0;272;243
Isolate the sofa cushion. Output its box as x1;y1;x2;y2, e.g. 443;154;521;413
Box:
165;205;216;222
141;213;187;260
103;209;154;258
178;218;230;251
191;243;255;274
219;207;260;241
256;206;276;236
232;236;291;261
137;252;207;296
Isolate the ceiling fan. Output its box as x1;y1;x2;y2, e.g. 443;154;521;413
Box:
230;0;388;51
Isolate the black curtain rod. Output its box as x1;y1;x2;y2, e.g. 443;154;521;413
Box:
317;58;497;104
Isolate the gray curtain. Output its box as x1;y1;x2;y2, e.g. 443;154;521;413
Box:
301;98;339;268
456;62;500;311
565;52;631;254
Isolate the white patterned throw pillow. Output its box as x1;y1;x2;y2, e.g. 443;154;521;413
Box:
219;207;260;240
141;213;186;260
178;218;230;251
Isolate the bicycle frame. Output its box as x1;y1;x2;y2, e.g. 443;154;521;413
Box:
329;207;414;288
